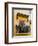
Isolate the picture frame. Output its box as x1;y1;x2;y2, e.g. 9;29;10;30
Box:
5;2;37;44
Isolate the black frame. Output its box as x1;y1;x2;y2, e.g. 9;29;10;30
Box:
5;2;37;44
